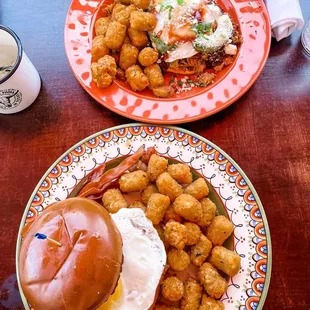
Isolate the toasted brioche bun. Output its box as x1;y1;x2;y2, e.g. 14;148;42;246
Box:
19;198;123;310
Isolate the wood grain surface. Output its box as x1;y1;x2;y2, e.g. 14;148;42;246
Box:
0;0;309;309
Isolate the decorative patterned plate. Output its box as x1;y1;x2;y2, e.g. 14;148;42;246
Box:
64;0;271;124
16;124;271;310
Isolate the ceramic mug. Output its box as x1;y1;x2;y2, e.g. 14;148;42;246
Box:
0;25;41;114
301;19;310;55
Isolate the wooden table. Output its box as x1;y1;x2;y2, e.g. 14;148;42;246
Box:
0;0;309;309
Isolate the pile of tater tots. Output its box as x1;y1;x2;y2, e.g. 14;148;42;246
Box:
100;149;241;309
91;0;175;97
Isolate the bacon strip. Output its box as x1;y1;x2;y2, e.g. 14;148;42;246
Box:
87;163;107;183
77;146;145;199
68;163;106;198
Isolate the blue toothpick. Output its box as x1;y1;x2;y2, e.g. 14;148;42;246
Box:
33;233;62;247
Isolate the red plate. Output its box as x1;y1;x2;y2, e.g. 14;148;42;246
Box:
64;0;271;124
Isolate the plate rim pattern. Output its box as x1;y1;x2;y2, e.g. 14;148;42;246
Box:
15;123;272;310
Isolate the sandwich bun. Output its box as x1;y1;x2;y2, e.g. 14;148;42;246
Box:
19;197;123;310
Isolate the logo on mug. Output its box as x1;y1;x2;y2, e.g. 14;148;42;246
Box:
0;89;22;110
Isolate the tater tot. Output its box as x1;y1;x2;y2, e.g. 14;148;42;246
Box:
161;277;184;302
130;11;157;31
101;3;115;17
141;184;159;204
199;295;224;310
184;222;201;246
132;0;150;9
138;47;159;66
168;164;193;184
115;0;131;5
112;4;136;27
105;21;127;50
190;235;212;266
164;221;187;250
209;246;241;276
197;198;216;227
181;278;203;310
91;62;113;88
152;85;175;98
164;207;182;223
128;27;149;48
125;65;149;91
198;263;228;299
156;172;183;201
184;178;209;200
146;193;170;225
102;188;128;213
144;64;165;89
111;3;125;20
119;170;149;192
173;194;202;222
206;215;234;246
91;55;116;88
167;249;190;271
128;200;146;212
154;305;179;310
119;43;139;70
91;35;110;62
95;17;111;36
147;154;168;182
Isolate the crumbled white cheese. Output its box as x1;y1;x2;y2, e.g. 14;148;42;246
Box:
224;44;237;55
203;4;222;23
176;79;196;94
